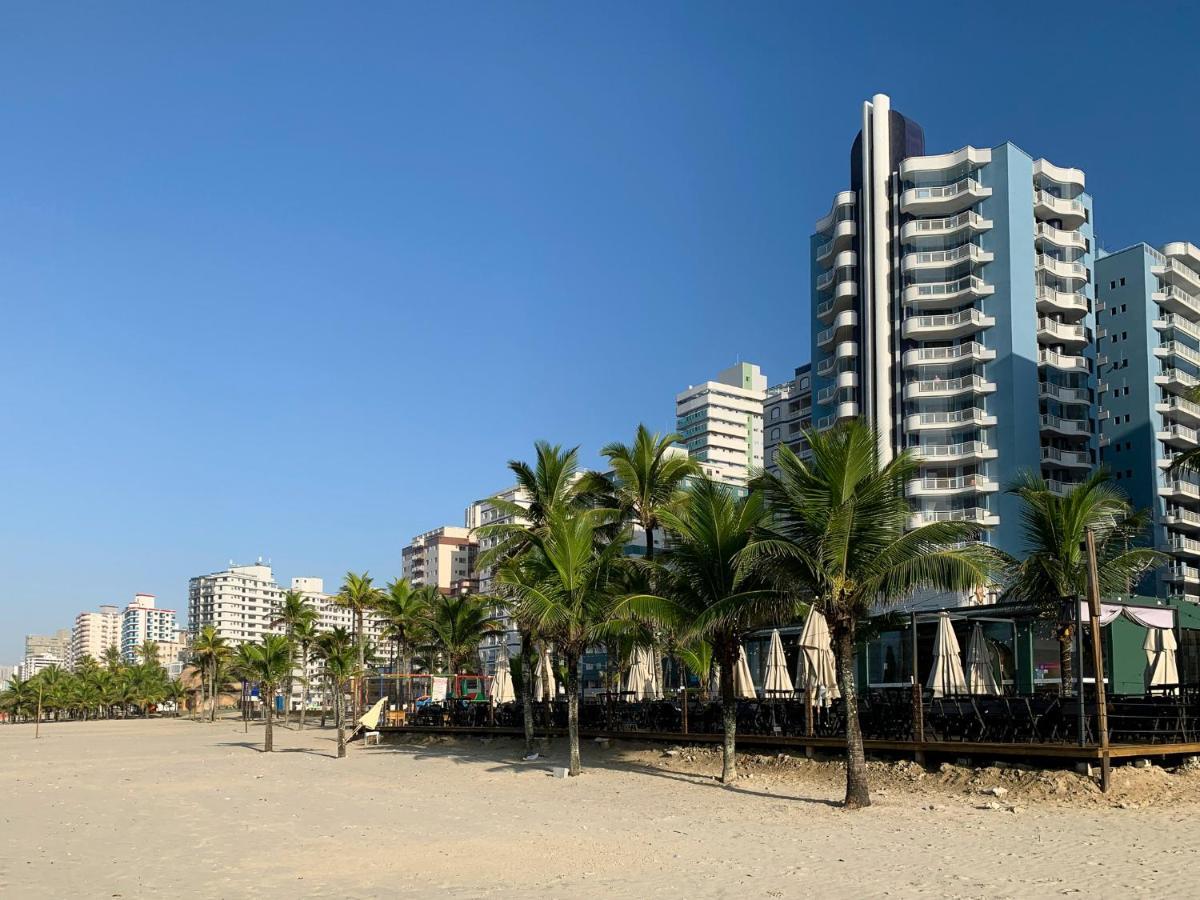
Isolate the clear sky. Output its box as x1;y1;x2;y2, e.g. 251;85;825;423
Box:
2;2;1198;661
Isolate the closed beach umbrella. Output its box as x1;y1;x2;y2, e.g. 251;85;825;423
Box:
1145;628;1179;692
734;644;757;699
796;608;840;706
965;623;1001;696
927;613;967;698
625;645;660;700
489;649;515;704
534;645;557;700
762;629;794;698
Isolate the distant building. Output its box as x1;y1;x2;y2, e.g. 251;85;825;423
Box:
401;526;478;595
0;664;17;691
467;486;532;672
675;362;768;486
72;605;123;667
22;629;71;677
188;561;285;646
121;594;178;663
764;363;814;474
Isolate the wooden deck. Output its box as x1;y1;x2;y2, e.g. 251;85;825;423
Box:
377;724;1200;762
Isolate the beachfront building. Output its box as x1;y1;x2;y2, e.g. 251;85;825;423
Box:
809;93;1096;557
467;487;531;673
187;561;285;645
21;629;71;677
0;664;15;691
675;362;768;486
120;594;178;663
1095;242;1200;600
401;526;478;596
71;605;122;666
764;363;813;473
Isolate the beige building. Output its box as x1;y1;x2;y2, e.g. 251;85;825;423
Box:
72;605;123;667
675;362;768;485
402;526;478;595
22;629;72;677
188;561;285;645
121;594;178;663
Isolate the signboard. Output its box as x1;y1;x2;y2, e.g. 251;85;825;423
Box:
431;676;448;701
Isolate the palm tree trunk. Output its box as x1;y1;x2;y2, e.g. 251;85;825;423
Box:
355;611;365;723
264;691;274;752
1058;623;1075;697
835;623;870;809
336;682;346;759
520;631;535;755
719;644;737;784
566;648;582;776
299;642;308;731
402;649;411;712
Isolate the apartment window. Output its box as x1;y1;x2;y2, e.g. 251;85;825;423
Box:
1122;332;1127;341
1126;470;1133;479
1126;441;1132;450
770;428;780;439
1111;335;1117;343
1120;278;1126;287
1121;304;1127;313
1110;280;1116;290
770;408;780;420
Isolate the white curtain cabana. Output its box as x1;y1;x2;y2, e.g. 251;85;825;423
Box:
734;645;757;699
625;645;661;700
796;608;840;707
533;645;557;700
762;629;795;698
965;623;1001;696
489;649;515;704
1146;628;1180;692
927;613;968;698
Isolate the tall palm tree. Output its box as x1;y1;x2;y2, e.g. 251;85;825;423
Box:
270;589;318;725
1001;469;1164;693
0;674;35;723
499;508;627;775
426;593;503;675
315;628;360;758
241;635;294;752
333;571;384;721
748;423;997;809
624;476;789;783
291;618;320;730
136;640;160;666
190;626;230;723
101;645;123;672
378;579;433;710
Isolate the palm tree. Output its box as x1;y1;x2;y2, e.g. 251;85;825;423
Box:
292;618;320;730
0;674;35;723
747;423;997;809
677;639;714;702
190;626;230;722
624;476;789;783
315;629;360;758
101;645;123;672
270;589;318;725
164;677;189;717
377;579;433;710
426;593;503;675
1001;469;1165;694
333;571;384;720
499;508;627;775
136;640;160;666
241;635;294;752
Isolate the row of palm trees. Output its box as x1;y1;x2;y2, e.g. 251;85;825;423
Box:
0;642;186;724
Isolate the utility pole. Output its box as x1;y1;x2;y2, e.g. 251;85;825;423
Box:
1085;529;1111;792
35;684;43;739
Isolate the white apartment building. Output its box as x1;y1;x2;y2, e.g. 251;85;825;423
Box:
401;526;478;595
675;362;768;485
466;486;532;672
72;605;122;666
0;665;16;691
121;594;178;662
188;561;285;645
22;629;71;676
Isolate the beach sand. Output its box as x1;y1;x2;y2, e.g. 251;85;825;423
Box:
1;717;1197;898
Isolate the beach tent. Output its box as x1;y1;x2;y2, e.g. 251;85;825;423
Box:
358;697;388;730
796;608;840;706
734;645;757;699
489;650;515;704
534;645;557;700
762;629;794;697
965;623;1001;696
927;613;967;698
1146;628;1180;692
625;645;661;700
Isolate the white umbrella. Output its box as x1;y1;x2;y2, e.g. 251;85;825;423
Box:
796;608;840;707
489;649;515;704
1146;627;1179;692
965;623;1001;696
734;645;757;699
927;613;967;698
762;629;794;697
625;645;661;700
533;645;557;700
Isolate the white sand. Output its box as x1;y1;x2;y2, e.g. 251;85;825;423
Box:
0;717;1196;898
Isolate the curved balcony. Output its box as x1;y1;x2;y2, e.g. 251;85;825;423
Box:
1036;286;1089;319
1037;317;1090;349
901;146;991;177
815;355;837;378
1155;340;1200;368
1163;242;1200;273
901;211;992;243
1156;367;1200;396
1169;535;1200;559
1040;413;1090;436
814;191;856;234
815;269;837;292
1166;505;1200;531
815;282;858;322
1039;381;1091;406
908;507;999;529
902;309;995;340
903;341;996;367
913;441;998;463
903;275;994;309
1041;446;1092;468
816;311;858;348
1033;158;1086;191
1160;479;1200;503
1038;348;1090;373
907;474;999;498
902;244;994;273
905;408;997;431
1036;254;1089;285
1164;562;1200;585
903;375;996;400
1154;314;1200;343
1034;191;1087;228
1158;423;1200;449
901;178;991;216
1157;396;1200;428
1153;259;1200;296
834;401;858;422
1035;222;1087;253
1153;285;1200;319
815;221;857;264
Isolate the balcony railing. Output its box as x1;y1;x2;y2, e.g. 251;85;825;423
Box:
1040;413;1090;434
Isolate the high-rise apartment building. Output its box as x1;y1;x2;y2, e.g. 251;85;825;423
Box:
21;629;71;677
401;526;478;595
810;93;1096;554
121;594;178;662
188;561;285;645
1096;242;1200;599
675;362;768;486
72;605;123;666
764;363;813;474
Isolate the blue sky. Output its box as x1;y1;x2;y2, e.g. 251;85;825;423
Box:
2;2;1198;660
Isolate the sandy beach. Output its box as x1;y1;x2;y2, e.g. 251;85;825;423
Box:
1;718;1197;899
